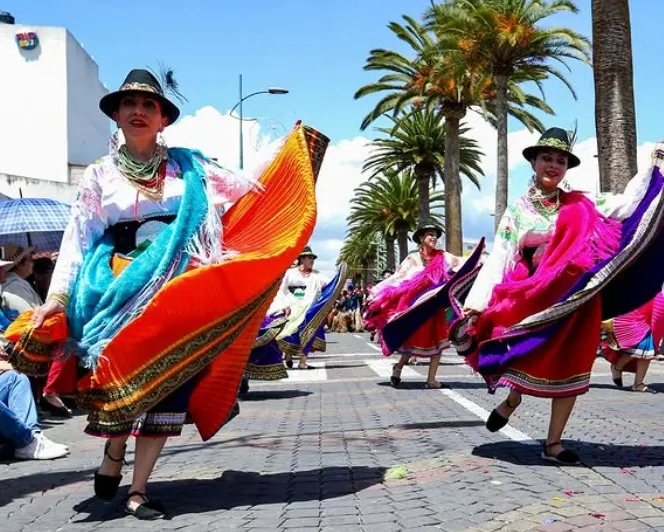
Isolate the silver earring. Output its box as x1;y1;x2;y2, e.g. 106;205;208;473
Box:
108;130;120;161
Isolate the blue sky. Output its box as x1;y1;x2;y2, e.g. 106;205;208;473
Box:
6;1;663;272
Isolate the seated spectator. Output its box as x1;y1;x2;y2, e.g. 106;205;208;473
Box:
2;244;42;309
0;358;69;460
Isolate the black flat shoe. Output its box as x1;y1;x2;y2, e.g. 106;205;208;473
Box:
238;377;249;396
485;409;509;432
125;491;165;520
611;364;624;388
541;441;580;466
94;440;126;500
390;364;402;388
39;397;73;418
485;396;521;433
285;359;293;369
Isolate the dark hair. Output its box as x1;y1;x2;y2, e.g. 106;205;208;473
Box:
33;257;55;275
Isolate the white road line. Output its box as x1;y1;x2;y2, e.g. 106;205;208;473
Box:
312;352;382;358
365;359;420;378
366;342;381;352
285;362;328;382
353;334;363;340
438;388;537;445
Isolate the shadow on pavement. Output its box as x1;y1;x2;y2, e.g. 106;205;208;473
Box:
590;381;664;393
472;440;664;468
70;466;386;523
239;390;313;401
393;420;484;430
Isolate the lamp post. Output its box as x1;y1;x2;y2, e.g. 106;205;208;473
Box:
230;74;289;170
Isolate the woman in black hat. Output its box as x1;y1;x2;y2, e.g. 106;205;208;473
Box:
17;69;328;518
271;246;347;370
458;128;664;465
366;221;477;388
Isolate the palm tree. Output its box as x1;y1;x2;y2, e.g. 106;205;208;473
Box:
347;170;445;263
363;107;484;235
338;232;377;287
426;0;590;228
354;15;553;254
592;0;637;192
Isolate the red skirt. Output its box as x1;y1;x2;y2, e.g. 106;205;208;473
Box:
498;297;602;398
395;308;449;358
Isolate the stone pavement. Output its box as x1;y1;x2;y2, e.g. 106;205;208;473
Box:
3;332;664;531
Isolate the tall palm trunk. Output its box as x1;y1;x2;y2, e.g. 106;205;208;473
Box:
385;234;396;271
592;0;637;193
494;73;509;230
415;168;431;225
396;222;409;263
365;258;375;287
443;109;464;255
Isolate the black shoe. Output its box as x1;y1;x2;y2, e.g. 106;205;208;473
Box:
485;396;521;433
125;491;165;520
239;378;249;396
542;441;580;466
485;409;509;432
390;365;402;388
39;397;73;418
94;440;126;500
285;359;293;369
611;364;624;388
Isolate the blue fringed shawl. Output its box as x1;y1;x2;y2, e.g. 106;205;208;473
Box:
67;148;209;368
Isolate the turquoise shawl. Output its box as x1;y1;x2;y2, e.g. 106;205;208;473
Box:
68;148;209;368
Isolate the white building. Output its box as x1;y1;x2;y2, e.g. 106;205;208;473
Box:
0;15;109;203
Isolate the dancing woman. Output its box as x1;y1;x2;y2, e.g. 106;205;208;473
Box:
600;292;664;393
5;69;328;519
366;222;482;389
457;128;664;465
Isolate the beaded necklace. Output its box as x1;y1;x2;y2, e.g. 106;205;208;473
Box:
527;186;560;216
117;144;168;201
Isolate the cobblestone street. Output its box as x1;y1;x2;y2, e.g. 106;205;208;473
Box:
3;333;664;531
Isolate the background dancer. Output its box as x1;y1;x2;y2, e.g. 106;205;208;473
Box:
600;292;663;394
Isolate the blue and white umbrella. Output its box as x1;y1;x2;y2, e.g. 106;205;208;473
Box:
0;198;71;253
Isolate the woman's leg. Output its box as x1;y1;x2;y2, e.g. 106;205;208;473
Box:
495;389;522;419
633;359;653;390
426;354;441;388
545;396;577;454
98;435;130;477
127;436;168;509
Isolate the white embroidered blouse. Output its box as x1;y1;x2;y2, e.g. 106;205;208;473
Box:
48;154;261;303
465;146;664;312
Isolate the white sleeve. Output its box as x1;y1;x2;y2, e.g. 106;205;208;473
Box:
593;141;664;221
47;165;108;303
464;208;518;312
370;255;417;296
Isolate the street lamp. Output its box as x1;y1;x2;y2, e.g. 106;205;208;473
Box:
230;74;289;169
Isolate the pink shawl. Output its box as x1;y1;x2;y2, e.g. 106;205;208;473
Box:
366;251;449;330
473;192;622;343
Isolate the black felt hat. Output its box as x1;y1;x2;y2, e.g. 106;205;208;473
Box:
522;127;580;169
298;246;318;260
99;69;181;126
412;222;443;243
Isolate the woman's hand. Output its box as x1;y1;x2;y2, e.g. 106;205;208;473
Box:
31;300;66;328
282;307;292;317
462;307;481;320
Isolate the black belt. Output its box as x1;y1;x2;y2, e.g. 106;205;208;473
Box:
109;214;176;255
288;285;307;294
